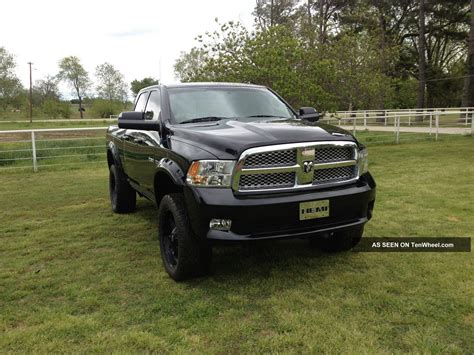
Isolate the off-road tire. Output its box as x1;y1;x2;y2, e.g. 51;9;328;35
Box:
158;193;212;281
109;164;136;213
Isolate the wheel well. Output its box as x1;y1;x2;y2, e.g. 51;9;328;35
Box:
154;172;182;206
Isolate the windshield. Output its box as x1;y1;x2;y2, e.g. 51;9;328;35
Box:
167;87;296;124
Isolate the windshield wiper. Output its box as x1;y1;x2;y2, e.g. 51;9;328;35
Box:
179;116;225;124
245;114;286;118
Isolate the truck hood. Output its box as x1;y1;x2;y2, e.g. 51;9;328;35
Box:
169;118;357;160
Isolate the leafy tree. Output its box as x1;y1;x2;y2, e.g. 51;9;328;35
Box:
58;56;91;118
174;21;392;110
321;33;396;110
174;48;208;82
91;98;124;118
298;0;352;45
32;75;60;106
95;62;128;102
130;77;159;96
176;1;470;110
253;0;299;30
41;99;71;119
0;47;23;110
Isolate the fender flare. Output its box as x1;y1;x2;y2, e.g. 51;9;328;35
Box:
107;141;123;169
155;158;186;187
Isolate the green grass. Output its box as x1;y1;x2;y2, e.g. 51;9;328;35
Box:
0;137;473;352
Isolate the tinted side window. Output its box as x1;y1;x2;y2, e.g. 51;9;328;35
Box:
134;92;149;112
145;90;161;120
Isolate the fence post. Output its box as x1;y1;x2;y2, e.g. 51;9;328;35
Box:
435;111;439;141
471;109;474;135
393;113;397;134
364;110;367;130
384;111;387;126
429;112;432;135
396;116;400;144
466;111;469;126
408;111;411;127
353;115;356;135
31;131;38;172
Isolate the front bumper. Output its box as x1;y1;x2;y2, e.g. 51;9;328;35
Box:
184;173;376;242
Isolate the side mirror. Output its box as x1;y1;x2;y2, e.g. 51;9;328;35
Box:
118;111;160;131
299;107;320;122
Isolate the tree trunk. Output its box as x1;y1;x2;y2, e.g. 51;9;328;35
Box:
270;0;274;27
378;8;387;111
307;0;314;47
416;0;427;120
78;94;84;119
461;0;474;108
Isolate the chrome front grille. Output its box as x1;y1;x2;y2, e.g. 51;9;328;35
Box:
239;172;296;190
243;149;296;168
234;141;359;192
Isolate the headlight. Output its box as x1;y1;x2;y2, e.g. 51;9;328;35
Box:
186;160;235;187
358;148;369;175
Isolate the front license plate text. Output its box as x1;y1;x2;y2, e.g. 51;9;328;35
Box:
299;200;330;220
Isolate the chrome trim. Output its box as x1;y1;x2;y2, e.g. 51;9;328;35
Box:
237;165;300;174
313;160;357;170
232;141;359;193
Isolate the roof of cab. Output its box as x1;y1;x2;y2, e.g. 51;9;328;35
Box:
165;82;264;89
139;82;265;93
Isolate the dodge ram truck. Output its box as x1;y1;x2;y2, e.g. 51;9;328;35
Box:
106;83;376;281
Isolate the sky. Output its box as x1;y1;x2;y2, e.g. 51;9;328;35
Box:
1;0;256;97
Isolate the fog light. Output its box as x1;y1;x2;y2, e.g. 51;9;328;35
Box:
209;219;232;231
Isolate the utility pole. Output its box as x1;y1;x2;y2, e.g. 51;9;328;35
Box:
28;62;33;123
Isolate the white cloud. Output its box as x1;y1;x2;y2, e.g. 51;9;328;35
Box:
1;0;255;97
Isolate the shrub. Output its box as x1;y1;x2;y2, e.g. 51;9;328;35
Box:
91;99;124;118
41;100;72;119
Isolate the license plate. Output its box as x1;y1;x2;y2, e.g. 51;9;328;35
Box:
299;199;330;220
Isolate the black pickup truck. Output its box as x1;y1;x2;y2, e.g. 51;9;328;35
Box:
106;83;376;280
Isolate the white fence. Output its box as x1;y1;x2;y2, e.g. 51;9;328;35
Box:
0;108;473;172
329;107;474;128
0;127;108;172
321;108;474;143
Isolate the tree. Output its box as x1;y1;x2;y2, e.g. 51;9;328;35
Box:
176;2;470;110
174;48;208;82
299;0;351;45
253;0;299;29
34;75;60;104
0;47;23;111
462;0;474;107
57;56;91;118
130;77;159;96
95;62;128;102
41;99;71;119
322;33;396;110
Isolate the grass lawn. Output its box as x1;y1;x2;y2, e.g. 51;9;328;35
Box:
0;137;473;353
